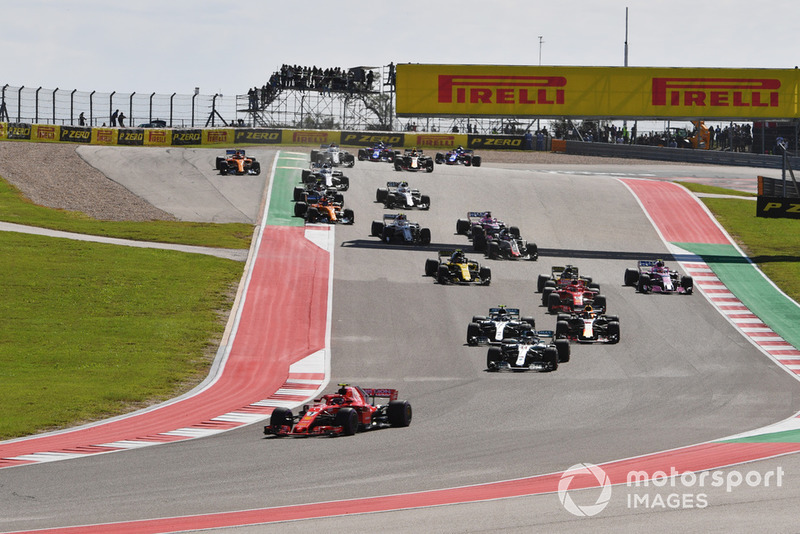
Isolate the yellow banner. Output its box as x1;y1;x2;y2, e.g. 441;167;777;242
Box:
204;129;235;144
404;133;469;151
396;64;800;120
32;124;60;142
92;128;118;144
281;130;342;146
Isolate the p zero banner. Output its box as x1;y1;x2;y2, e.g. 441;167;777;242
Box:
757;197;800;219
396;64;800;120
234;128;282;144
60;126;92;143
5;122;32;140
340;131;405;147
171;129;202;146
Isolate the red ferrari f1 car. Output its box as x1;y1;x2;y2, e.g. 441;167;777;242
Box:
263;384;412;437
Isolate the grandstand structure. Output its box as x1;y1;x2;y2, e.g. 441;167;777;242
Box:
237;64;397;131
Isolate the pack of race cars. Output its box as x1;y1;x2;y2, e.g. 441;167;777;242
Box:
259;141;696;436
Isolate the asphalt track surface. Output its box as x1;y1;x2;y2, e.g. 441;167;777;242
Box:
1;149;799;533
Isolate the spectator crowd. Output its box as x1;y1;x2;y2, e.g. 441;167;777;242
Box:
248;65;378;111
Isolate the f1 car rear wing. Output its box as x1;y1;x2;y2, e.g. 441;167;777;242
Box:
467;211;490;221
225;149;246;156
536;330;555;339
489;307;520;317
361;388;399;401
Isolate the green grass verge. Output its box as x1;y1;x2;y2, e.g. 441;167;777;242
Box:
696;196;800;303
0;178;253;249
676;181;757;197
0;232;243;439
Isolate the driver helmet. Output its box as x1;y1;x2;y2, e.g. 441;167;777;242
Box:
396;213;406;221
584;304;593;313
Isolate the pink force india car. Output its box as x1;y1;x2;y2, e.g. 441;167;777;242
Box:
624;259;693;294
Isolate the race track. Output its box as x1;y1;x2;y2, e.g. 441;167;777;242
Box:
1;148;798;533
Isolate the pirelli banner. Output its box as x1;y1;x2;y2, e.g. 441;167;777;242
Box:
396;64;800;120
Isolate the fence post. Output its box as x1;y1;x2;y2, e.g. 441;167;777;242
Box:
128;92;135;127
109;91;115;126
70;89;76;125
191;92;197;128
90;90;95;126
170;93;176;127
52;88;58;125
35;86;42;123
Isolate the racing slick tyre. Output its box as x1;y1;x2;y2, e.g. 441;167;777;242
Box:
486;242;498;260
293;187;305;202
637;273;651;293
473;232;487;252
334;407;359;436
607;321;621;344
215;156;225;170
589;282;601;292
624;268;639;286
467;322;482;345
420;195;431;210
592;295;607;310
522;316;536;330
251;161;261;175
425;159;434;172
376;188;389;203
333;193;345;204
371;220;384;237
301;169;314;184
435;153;444;164
294;202;308;218
456;219;471;235
219;162;229;176
437;265;450;284
547;292;561;313
486;347;502;371
509;226;521;238
471;315;488;323
310;150;321;163
537;274;550;293
306;207;320;223
555;339;571;363
342;209;355;225
464;155;472;167
681;275;694;294
527;243;539;260
472;155;482;167
343;155;355;167
381;226;394;244
541;287;553;307
388;400;413;427
543;347;559;372
337;176;350;191
383;193;397;209
419;228;432;245
479;266;491;285
556;320;570;339
358;149;367;161
425;259;439;277
268;407;293;435
394;160;403;172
